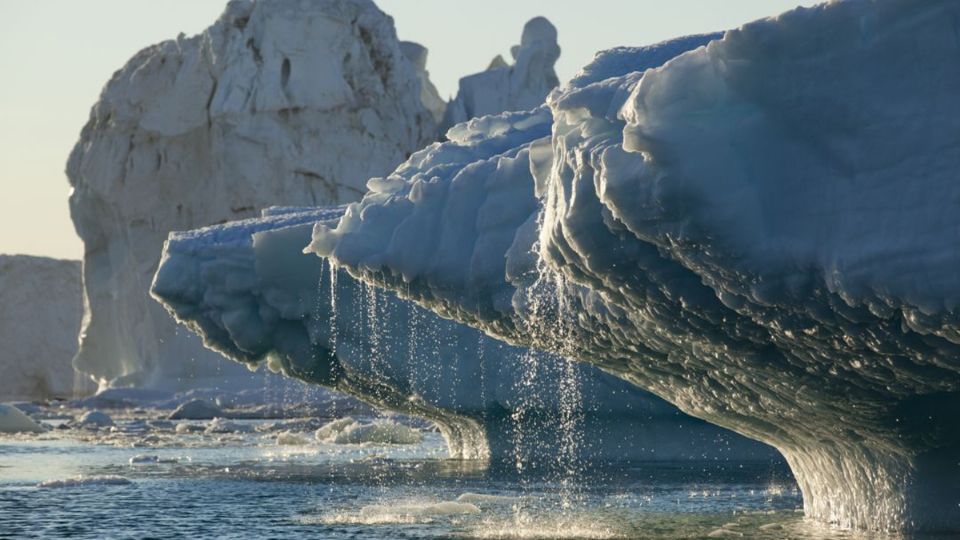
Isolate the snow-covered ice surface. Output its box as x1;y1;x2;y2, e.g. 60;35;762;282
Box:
0;402;827;540
152;201;776;464
0;255;84;400
302;0;960;533
66;0;437;391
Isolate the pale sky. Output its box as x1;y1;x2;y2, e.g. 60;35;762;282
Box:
0;0;819;260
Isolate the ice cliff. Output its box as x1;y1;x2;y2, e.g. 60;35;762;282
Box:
66;0;436;390
0;255;84;400
303;0;960;532
152;205;774;463
440;17;561;135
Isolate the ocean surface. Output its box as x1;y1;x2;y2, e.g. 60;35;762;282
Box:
0;411;901;539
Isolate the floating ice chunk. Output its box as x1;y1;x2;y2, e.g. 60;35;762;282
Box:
315;417;422;445
38;475;132;488
78;410;114;428
167;399;224;420
0;403;45;433
275;431;311;446
175;423;204;434
204;417;251;434
314;417;356;442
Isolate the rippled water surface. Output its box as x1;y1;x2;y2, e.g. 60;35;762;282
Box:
0;412;911;539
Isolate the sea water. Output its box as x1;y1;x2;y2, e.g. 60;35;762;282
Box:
0;409;902;539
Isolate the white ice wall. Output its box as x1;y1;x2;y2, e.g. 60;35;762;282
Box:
66;0;436;390
0;255;84;400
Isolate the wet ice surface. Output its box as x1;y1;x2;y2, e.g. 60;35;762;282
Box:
0;406;919;539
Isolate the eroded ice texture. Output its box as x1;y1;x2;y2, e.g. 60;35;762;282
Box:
66;0;436;390
307;1;960;532
0;256;84;400
440;17;561;135
153;204;775;463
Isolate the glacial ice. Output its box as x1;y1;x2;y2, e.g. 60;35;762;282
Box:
440;17;561;135
153;202;774;463
66;0;437;390
400;41;447;125
0;255;83;400
302;0;960;532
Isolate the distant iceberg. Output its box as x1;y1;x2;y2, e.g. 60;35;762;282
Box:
67;0;437;391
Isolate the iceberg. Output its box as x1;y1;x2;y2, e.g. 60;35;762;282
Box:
66;0;437;390
299;0;960;532
0;255;84;400
440;17;562;135
152;203;775;463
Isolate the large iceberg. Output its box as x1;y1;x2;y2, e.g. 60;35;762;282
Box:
153;205;775;463
0;255;85;400
66;0;436;390
301;0;960;532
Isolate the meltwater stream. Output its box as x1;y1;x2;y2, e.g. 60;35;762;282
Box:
0;408;822;540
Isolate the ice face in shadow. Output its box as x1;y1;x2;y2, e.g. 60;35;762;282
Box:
66;0;436;390
306;1;960;532
152;203;777;464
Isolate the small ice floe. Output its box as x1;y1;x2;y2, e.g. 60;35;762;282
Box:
128;454;179;465
205;417;251;434
174;422;205;434
275;431;311;445
168;399;224;420
315;417;422;445
37;475;132;488
78;410;114;428
0;403;45;433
